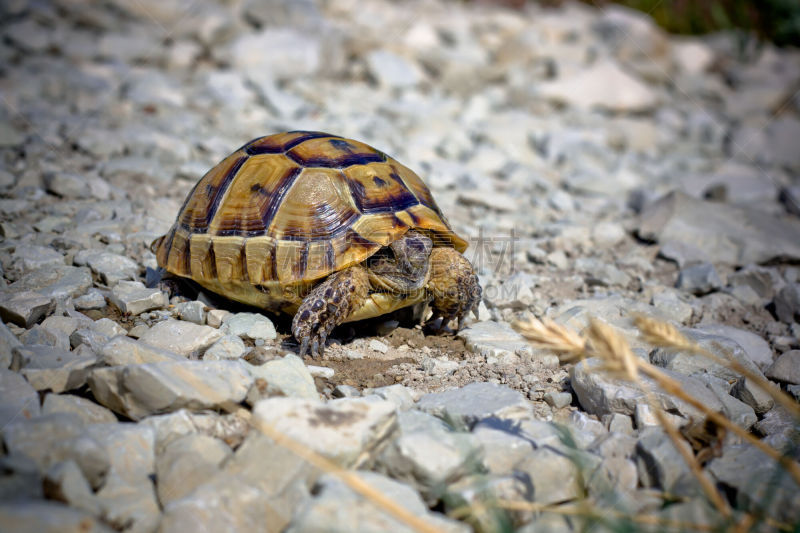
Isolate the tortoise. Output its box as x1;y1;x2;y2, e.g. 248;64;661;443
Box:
152;131;481;356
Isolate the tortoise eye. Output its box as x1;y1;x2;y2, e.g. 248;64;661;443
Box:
410;236;431;251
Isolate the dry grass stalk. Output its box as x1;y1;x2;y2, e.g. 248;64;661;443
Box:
585;319;732;518
516;315;800;522
222;404;440;533
634;314;800;419
513;316;586;362
646;398;731;517
636;362;800;488
586;319;638;380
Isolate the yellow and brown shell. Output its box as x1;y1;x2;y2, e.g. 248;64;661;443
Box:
153;131;467;313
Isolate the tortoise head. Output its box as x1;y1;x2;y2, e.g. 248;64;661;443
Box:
392;230;433;274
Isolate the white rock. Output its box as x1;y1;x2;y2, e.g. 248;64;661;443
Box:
138;319;223;356
0;290;56;328
247;354;319;401
91;318;126;339
206;309;232;328
537;60;658;112
591;221;626;248
109;281;168;316
204;335;247;361
672;39;714;75
0;501;111;533
252;396;396;468
204;71;254;109
88;360;254;420
43;173;91;199
515;446;585;505
288;471;467;533
155;434;231;506
74;289;106;311
416;382;533;428
307;365;334;379
366;50;423;88
11;244;65;276
421;357;459;376
472;422;534;474
369;339;390;353
639;191;800;267
42;393;117;425
222;312;277;341
126;71;186;107
0;321;22;368
100;336;183;366
174;301;206;325
458;321;541;363
231;29;320;80
0;369;41;427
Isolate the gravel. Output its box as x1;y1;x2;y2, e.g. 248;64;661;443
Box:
1;0;799;530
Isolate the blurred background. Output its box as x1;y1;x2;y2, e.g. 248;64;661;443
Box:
548;0;800;47
1;4;799;528
0;0;798;278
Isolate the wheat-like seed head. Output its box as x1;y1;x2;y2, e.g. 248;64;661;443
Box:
586;319;639;380
633;314;698;352
512;316;586;362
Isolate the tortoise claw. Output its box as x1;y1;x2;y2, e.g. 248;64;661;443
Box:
299;338;310;358
291;266;370;358
426;247;482;334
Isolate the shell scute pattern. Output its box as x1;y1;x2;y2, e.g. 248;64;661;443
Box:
177;151;248;233
286;136;387;168
343;162;419;214
157;131;468;295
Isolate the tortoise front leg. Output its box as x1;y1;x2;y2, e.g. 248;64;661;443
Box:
292;265;370;357
426;247;481;331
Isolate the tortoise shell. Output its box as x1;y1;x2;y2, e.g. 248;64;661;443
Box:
154;131;467;304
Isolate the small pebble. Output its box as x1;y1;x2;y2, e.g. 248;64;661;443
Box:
368;339;390;353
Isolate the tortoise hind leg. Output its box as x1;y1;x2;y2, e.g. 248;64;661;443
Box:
292;266;370;357
426;247;481;332
146;267;187;300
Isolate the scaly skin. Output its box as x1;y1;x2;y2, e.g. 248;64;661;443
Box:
292;265;370;357
427;246;481;331
292;231;481;357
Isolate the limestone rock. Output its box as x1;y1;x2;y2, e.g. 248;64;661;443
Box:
0;500;112;533
537;60;658;112
639;192;800;266
89;360;254;420
287;471;467;533
155;433;231;506
247;354;320;401
0;368;41;426
109;281;168;316
138;319;223;356
100;335;184;366
221;312;277;341
0;290;55;328
416;382;533;428
252;396;397;468
764;350;800;385
42;393;117;425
